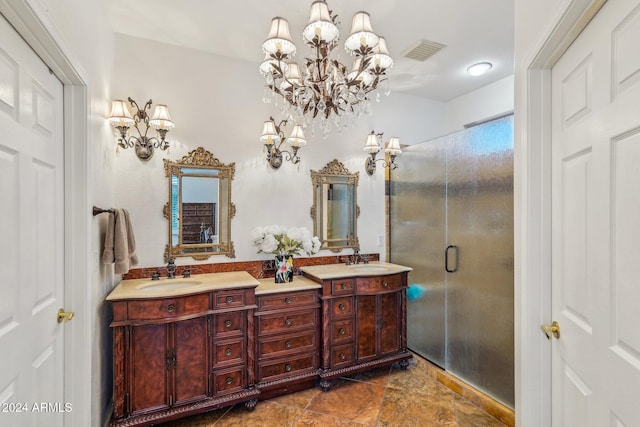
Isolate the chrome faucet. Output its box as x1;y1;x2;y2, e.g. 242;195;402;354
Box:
167;258;176;278
353;248;368;264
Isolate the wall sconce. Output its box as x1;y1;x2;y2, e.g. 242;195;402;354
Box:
107;97;175;160
259;116;307;169
363;131;401;175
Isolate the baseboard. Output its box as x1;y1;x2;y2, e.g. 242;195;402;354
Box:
419;356;515;427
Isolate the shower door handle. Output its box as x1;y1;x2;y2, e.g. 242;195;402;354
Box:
445;245;458;273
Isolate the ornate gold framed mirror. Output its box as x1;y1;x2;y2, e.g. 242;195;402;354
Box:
310;159;359;252
163;147;235;261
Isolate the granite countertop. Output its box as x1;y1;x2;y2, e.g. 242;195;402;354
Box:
255;276;322;295
106;271;260;300
300;261;412;281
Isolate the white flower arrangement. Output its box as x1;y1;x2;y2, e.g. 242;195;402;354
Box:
251;225;321;257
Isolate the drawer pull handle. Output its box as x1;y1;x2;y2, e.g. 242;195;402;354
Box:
339;303;346;311
225;377;233;385
285;341;292;349
225;320;232;328
341;283;347;290
339;353;346;360
382;281;388;287
285;297;292;304
225;348;232;356
339;328;346;335
285;319;292;326
285;364;292;372
226;296;233;304
167;304;175;313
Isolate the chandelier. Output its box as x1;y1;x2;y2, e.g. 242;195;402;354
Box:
259;0;393;136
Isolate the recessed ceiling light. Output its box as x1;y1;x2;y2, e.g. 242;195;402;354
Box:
466;62;493;76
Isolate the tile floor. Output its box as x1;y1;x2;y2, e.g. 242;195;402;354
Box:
160;354;509;427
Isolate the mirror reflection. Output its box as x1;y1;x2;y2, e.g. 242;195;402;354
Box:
310;159;359;251
164;147;235;260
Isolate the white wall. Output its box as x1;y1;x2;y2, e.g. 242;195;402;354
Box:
111;34;447;268
444;75;514;134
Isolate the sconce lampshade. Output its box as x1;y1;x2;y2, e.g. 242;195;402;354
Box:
369;37;393;70
260;120;280;144
263;17;297;56
345;12;379;52
107;100;134;126
286;125;307;147
149;105;175;130
384;137;402;155
303;1;339;44
363;132;381;154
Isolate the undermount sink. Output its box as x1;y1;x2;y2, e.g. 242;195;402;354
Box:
137;280;202;292
347;265;391;273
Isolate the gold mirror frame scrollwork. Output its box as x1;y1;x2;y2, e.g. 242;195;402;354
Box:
310;159;360;252
163;147;236;261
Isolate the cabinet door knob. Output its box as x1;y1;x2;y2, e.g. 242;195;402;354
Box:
382;281;388;287
285;341;292;349
225;348;232;356
341;283;347;290
224;320;232;328
225;377;233;385
226;296;233;304
285;319;292;326
285;297;292;304
339;328;346;335
167;304;175;312
285;364;292;372
339;303;345;311
339;353;346;360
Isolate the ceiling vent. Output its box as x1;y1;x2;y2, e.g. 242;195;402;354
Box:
402;39;446;62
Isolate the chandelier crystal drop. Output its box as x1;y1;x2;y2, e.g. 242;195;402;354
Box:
259;0;393;135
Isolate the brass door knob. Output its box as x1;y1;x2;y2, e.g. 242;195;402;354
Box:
541;321;560;340
57;308;74;324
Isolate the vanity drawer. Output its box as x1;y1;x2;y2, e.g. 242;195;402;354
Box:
212;338;245;368
126;293;209;321
213;290;245;309
257;331;317;358
212;311;245;337
212;366;245;395
331;320;353;343
331;344;354;369
356;274;402;293
258;310;317;335
257;290;317;310
257;354;317;382
331;297;353;317
331;279;354;295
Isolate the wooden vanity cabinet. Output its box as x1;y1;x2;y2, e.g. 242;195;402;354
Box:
309;272;412;390
109;287;259;427
254;289;320;399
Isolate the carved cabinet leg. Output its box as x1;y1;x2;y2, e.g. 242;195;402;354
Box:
319;380;332;392
245;399;258;411
399;359;410;370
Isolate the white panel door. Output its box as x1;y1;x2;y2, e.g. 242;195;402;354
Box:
551;1;640;425
0;12;66;426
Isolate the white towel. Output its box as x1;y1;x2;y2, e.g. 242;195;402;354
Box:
102;208;138;274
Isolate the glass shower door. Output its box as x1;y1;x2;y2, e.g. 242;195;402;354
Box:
389;115;514;408
389;139;447;368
